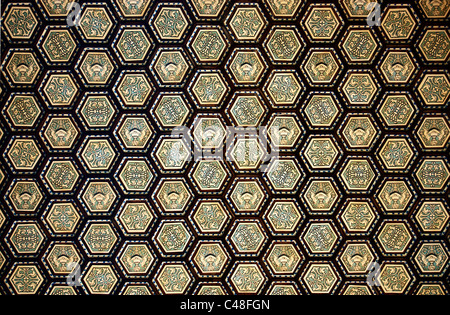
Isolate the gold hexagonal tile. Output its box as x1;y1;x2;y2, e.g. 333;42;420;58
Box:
417;116;450;149
266;159;302;192
267;115;302;149
342;285;372;295
196;284;226;295
229;262;266;294
4;5;38;40
156;263;192;294
41;29;77;63
155;138;190;171
341;115;378;150
416;284;446;295
379;263;412;294
79;51;115;85
265;71;303;107
153;93;191;129
7;180;43;213
48;286;77;295
304;136;340;170
265;242;302;276
228;93;266;127
341;201;376;233
79;95;116;129
229;180;265;213
415;159;450;191
115;73;153;107
151;48;191;86
193;117;226;149
304;5;342;42
155;220;192;255
341;28;379;64
226;4;267;43
303;50;341;85
229;221;267;255
189;71;229;107
265;200;302;235
44;202;80;235
118;159;153;192
381;7;417;40
377;222;413;255
82;222;118;255
377;180;413;212
378;138;415;171
81;181;117;213
189;0;227;18
189;26;228;64
414;242;449;275
5;51;40;85
9;264;44;294
7;138;41;171
121;285;152;295
302;222;339;255
8;223;45;255
303;180;339;212
45;243;81;275
380;51;416;84
340;158;377;192
80;138;116;172
303;263;338;294
5;94;41;129
415;201;449;233
264;0;302;18
227;48;267;86
155;179;192;213
115;0;152;17
420;29;450;62
341;72;379;106
38;0;71;17
339;242;375;275
118;242;155;275
117;201;154;235
341;0;372;18
192;241;229;277
43;160;80;193
115;27;153;63
192;160;227;192
191;200;230;235
43;73;78;107
418;74;450;106
230;138;264;170
78;7;113;41
378;94;415;128
303;94;340;128
117;116;153;150
83;264;118;294
151;5;189;42
264;26;303;64
267;283;299;295
419;0;450;18
43;117;79;150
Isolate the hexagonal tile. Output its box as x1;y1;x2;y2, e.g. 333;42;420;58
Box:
41;29;77;63
115;72;153;108
151;48;191;87
416;284;447;295
302;263;339;294
83;264;118;294
189;71;229;108
81;181;117;214
229;179;265;214
339;242;375;275
116;115;153;150
192;241;229;277
191;160;228;193
42;73;78;107
80;138;116;172
378;137;415;172
228;220;267;256
155;263;192;294
304;5;343;42
228;262;266;294
191;200;230;236
377;180;413;213
154;138;190;171
379;50;417;84
265;242;302;276
38;0;71;17
267;283;300;295
43;159;80;193
9;264;44;294
303;136;340;171
227;48;267;86
8;222;44;255
121;284;152;295
414;242;449;276
3;5;38;40
264;199;303;236
195;283;226;295
153;93;191;129
193;117;226;149
116;200;155;235
302;179;340;213
7;180;43;212
188;25;229;65
154;220;193;256
78;7;113;41
302;221;339;255
117;159;153;193
340;0;372;18
342;285;372;295
340;200;377;234
340;115;379;150
47;286;77;295
340;158;377;193
381;7;417;41
43;117;79;150
79;94;116;130
415;159;450;191
419;29;450;62
266;159;303;192
82;222;118;255
45;243;81;275
44;202;80;235
377;221;413;255
6;138;42;171
341;27;379;64
154;178;192;214
303;49;341;85
267;115;303;149
264;26;303;64
118;242;155;276
414;200;449;233
226;3;267;43
78;50;115;85
230;138;264;170
303;93;341;129
4;94;42;129
228;92;266;127
378;93;416;129
418;73;450;106
417;116;450;150
264;71;303;107
264;0;302;18
114;0;152;17
419;0;450;18
114;27;152;63
379;263;412;294
151;4;190;42
341;71;379;107
5;51;40;85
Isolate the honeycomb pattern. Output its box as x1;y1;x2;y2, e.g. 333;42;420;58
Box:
0;0;449;296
